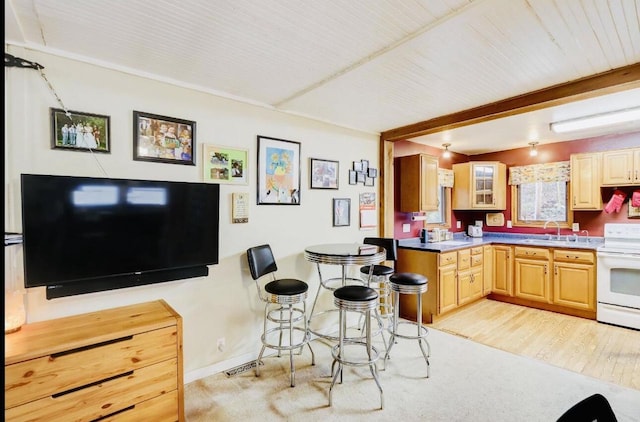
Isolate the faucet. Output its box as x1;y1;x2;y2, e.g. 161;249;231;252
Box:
580;230;590;243
543;220;561;240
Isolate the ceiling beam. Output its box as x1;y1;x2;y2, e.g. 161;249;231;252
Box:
381;62;640;142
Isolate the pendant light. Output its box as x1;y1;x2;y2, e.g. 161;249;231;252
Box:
528;141;539;157
442;143;452;159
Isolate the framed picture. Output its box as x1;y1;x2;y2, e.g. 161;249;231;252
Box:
310;158;339;189
133;111;196;165
365;176;375;187
257;135;301;205
353;161;363;172
368;168;378;178
356;171;366;184
361;160;369;173
51;108;110;153
333;198;351;227
349;170;357;185
629;203;640;218
203;144;248;185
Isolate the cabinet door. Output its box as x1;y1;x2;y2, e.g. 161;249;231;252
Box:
438;264;458;314
420;154;439;211
399;154;438;212
634;149;640;184
457;270;472;306
602;149;634;185
483;245;492;296
553;262;595;311
492;245;513;296
472;163;496;207
515;258;550;303
470;266;483;301
570;153;602;210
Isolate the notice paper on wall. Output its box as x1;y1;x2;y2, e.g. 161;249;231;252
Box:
359;192;376;229
232;192;249;223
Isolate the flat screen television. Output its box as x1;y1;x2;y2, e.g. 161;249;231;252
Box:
21;174;220;299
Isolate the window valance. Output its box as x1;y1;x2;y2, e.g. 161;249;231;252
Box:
439;168;454;187
508;161;570;185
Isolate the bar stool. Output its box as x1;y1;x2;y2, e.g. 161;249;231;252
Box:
384;272;430;377
329;285;384;409
246;244;315;387
359;237;397;320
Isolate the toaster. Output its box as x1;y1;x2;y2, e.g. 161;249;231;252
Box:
467;225;483;238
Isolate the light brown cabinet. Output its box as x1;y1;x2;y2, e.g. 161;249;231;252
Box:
452;161;507;210
602;148;640;185
399;153;439;212
438;251;458;314
459;247;483;306
514;246;551;303
492;245;513;296
570;152;602;210
4;300;184;422
482;245;493;296
552;249;596;311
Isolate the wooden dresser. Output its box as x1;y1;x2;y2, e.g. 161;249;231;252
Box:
4;300;184;422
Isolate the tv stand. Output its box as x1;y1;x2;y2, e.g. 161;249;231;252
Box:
46;266;209;299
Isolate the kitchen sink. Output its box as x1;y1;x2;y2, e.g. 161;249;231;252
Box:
521;238;553;244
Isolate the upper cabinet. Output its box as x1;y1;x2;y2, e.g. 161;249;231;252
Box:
570;152;602;210
602;148;640;186
452;161;506;210
399;153;439;212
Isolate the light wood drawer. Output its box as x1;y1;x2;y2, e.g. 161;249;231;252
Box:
101;390;179;422
514;246;550;260
553;249;595;264
439;251;457;267
457;249;471;270
5;326;177;409
471;247;483;255
471;254;483;267
6;359;177;422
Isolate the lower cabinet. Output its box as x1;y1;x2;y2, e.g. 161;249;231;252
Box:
553;249;596;311
514;246;551;303
492;245;513;296
483;245;493;295
4;300;184;422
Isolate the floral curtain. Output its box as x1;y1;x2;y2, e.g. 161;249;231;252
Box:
508;161;570;185
439;168;454;187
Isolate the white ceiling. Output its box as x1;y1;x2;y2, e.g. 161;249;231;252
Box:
5;0;640;155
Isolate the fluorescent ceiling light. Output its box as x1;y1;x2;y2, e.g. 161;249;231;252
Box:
550;107;640;134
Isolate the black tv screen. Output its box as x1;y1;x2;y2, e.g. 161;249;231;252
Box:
21;174;220;298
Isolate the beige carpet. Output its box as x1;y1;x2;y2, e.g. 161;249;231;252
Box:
184;327;640;421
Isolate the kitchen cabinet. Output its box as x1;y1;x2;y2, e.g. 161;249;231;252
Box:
492;245;513;296
483;245;492;296
601;147;640;185
452;161;507;210
438;251;458;314
552;249;596;311
459;247;483;306
514;246;551;303
570;152;602;210
399;153;439;212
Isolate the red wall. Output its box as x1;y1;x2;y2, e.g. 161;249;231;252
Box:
394;131;640;238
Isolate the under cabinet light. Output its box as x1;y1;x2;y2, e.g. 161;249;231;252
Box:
550;107;640;133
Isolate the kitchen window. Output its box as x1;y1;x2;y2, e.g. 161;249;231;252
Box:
425;186;451;228
509;161;572;228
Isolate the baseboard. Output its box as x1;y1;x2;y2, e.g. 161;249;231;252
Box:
184;351;261;384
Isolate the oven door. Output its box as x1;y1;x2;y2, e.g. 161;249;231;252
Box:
597;250;640;309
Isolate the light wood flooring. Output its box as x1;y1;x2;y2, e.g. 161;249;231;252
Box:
430;299;640;391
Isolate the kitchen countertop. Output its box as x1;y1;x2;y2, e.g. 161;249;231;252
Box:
398;232;603;253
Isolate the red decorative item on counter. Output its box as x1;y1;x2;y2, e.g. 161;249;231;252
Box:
632;190;640;208
604;189;627;213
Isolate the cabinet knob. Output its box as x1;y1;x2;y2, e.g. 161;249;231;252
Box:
544;264;547;275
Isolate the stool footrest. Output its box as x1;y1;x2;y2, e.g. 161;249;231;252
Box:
387;320;429;341
331;341;381;366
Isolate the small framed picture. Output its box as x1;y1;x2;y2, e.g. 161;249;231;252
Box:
203;144;248;184
333;198;351;227
310;158;339;189
349;170;357;185
257;135;301;205
365;177;375;187
51;108;110;153
133;111;196;165
353;161;363;172
368;168;378;178
361;160;369;173
356;171;366;184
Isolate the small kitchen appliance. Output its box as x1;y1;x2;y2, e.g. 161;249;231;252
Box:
467;225;483;238
597;223;640;330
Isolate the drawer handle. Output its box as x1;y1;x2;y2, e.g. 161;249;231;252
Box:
93;405;136;421
52;370;134;398
51;335;134;358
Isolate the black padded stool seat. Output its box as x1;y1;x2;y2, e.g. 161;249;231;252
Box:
360;264;394;277
333;285;378;302
265;279;309;296
390;272;427;286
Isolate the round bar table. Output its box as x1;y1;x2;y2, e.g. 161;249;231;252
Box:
304;243;386;341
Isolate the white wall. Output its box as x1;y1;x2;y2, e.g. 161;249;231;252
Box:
4;46;380;381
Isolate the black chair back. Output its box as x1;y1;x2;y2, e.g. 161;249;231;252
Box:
363;237;398;262
247;244;278;280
